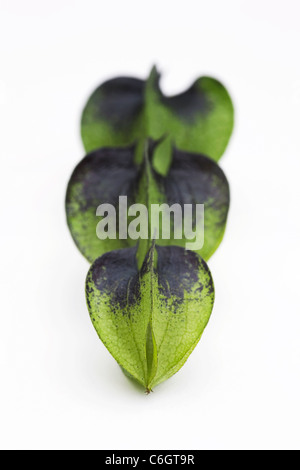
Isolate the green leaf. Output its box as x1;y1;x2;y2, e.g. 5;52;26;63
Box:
86;244;214;390
145;67;234;174
81;67;234;174
66;141;230;264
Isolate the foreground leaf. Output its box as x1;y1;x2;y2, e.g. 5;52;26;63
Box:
66;141;230;264
81;67;234;173
86;244;214;390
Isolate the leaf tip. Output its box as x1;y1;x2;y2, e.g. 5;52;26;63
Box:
149;64;160;78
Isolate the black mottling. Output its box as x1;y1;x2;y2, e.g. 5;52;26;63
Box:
156;245;200;303
163;148;230;223
205;272;215;298
66;145;139;214
86;284;93;313
153;72;213;122
92;77;145;129
91;247;140;312
198;256;214;298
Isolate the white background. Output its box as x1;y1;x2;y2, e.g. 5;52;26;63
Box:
0;0;300;450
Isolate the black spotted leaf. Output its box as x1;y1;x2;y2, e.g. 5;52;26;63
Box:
81;67;234;174
86;244;214;390
66;146;138;263
66;141;230;264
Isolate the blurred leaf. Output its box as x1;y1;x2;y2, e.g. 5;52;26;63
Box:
66;141;230;263
81;67;234;174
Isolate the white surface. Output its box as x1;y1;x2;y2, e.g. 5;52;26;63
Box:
0;0;300;450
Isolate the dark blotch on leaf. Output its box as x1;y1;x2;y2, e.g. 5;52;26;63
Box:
91;247;140;311
94;77;144;129
66;145;139;213
153;72;213;122
164;147;230;219
156;245;200;300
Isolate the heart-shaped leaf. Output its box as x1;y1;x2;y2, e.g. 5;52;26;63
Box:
66;141;230;264
81;67;234;174
86;244;214;390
